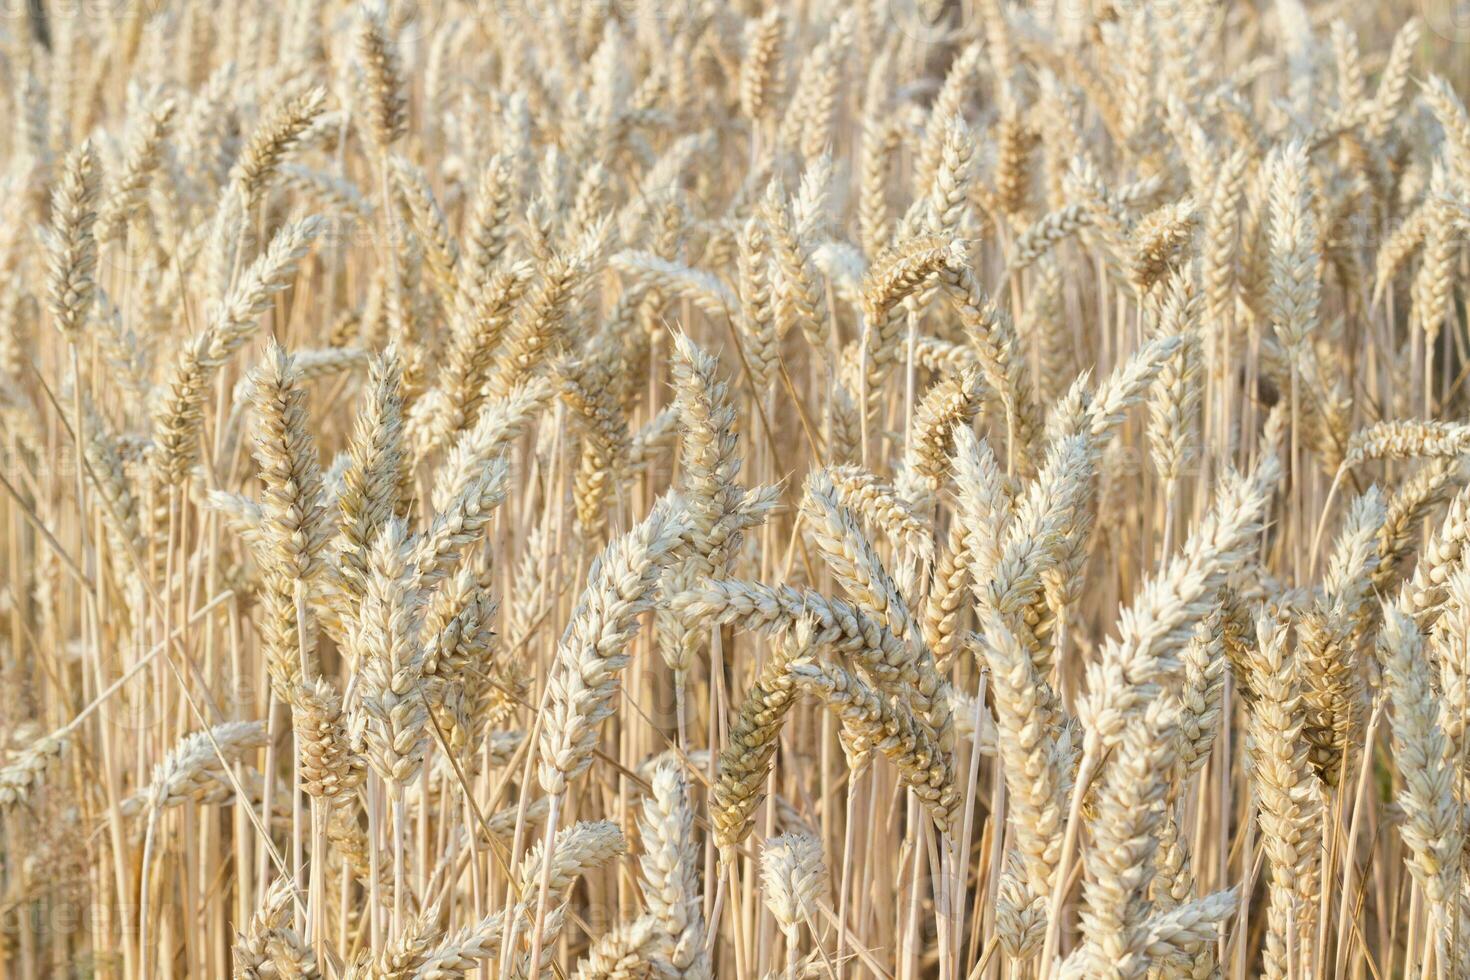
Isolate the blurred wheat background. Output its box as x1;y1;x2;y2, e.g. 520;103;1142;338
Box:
2;0;1470;977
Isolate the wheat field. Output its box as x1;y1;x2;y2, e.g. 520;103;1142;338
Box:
4;0;1470;977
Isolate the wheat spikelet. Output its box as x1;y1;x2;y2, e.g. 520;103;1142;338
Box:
1069;699;1180;979
1128;199;1197;295
1265;141;1320;353
1134;889;1237;972
1363;18;1420;146
408;454;510;589
141;721;268;811
1300;488;1385;784
918;113;975;237
906;368;984;492
859;116;900;255
0;733;68;810
413;262;532;450
824;465;932;565
656;333;772;673
995;852;1048;958
1079;450;1281;753
760;832;828;937
515;819;627;898
923;519;974;672
485;217;612;398
712;622;807;849
565;359;633;538
230;84;327;209
337;346;406;597
572;917;664;980
409;909;509;978
638;760;708;978
1146;274;1203;483
1247;612;1323;980
392;155;461;306
1380;601;1466;955
357;2;407;151
934;254;1042;468
735;216;779;390
1344;419;1470;468
669;579;915;691
1431;567;1470;766
371;904;447;977
1376;460;1463;590
792;659;955;829
96;91;176;243
739;8;786;124
1411;164;1457;342
802;470;952;750
858;238;953;412
293;677;363;800
463;153;517;286
233;878;313;979
538;501;690;794
349;520;431;794
976;616;1073;902
763;187;831;359
248;341;333;584
43;140;99;344
1405;481;1470;627
1170;609;1227;792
